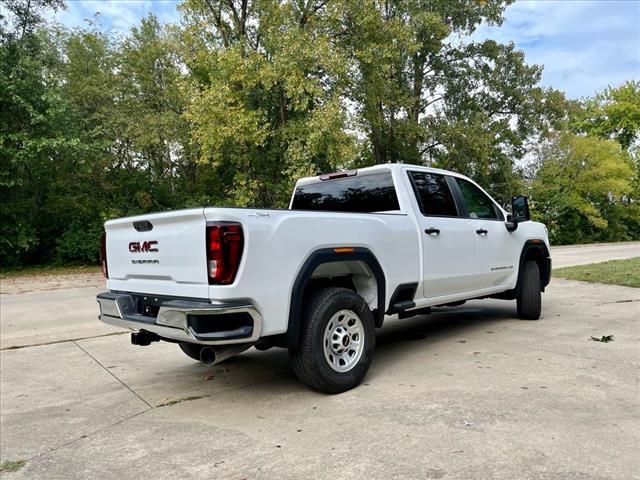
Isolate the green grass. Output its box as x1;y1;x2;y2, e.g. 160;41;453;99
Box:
0;264;100;280
0;459;25;472
554;257;640;288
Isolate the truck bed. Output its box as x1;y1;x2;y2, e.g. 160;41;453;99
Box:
105;206;420;337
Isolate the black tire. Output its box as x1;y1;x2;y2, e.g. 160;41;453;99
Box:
179;342;205;361
289;287;375;394
517;260;542;320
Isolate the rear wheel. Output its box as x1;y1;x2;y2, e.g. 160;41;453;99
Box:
178;342;204;361
290;287;375;394
517;260;541;320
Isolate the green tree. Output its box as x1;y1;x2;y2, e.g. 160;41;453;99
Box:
572;81;640;151
335;0;566;202
54;16;198;260
530;133;635;244
0;0;65;39
552;81;640;243
0;0;91;266
5;0;631;268
117;15;197;204
1;7;198;266
180;0;565;206
180;0;362;207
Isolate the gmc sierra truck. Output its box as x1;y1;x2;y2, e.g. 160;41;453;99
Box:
97;163;551;393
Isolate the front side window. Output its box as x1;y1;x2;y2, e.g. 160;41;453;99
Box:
455;178;503;220
291;173;400;213
408;171;459;217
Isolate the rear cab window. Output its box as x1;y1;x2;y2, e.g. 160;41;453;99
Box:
407;171;459;217
291;172;400;213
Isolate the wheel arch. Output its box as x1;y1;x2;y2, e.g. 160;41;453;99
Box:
517;240;551;293
286;247;386;348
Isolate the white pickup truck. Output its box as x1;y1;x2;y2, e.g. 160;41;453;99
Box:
97;163;551;393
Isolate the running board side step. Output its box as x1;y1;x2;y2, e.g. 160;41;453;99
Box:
388;300;416;314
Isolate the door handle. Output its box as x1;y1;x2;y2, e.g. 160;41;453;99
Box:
424;227;440;235
476;228;488;235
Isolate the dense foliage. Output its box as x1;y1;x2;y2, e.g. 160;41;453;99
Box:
529;82;640;244
1;0;638;267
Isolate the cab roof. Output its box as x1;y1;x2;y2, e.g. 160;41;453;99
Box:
295;163;470;187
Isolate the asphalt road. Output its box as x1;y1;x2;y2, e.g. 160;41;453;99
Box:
1;243;638;479
551;241;639;268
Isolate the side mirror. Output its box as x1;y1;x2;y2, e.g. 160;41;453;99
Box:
505;195;530;233
512;195;531;222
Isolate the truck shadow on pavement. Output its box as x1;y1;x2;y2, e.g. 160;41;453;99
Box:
376;303;518;346
195;301;520;394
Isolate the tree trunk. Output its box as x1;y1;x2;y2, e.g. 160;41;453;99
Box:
371;101;385;164
409;52;424;161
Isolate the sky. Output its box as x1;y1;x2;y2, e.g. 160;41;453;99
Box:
51;0;640;99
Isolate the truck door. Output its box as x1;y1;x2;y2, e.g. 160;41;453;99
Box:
405;170;478;298
451;177;518;289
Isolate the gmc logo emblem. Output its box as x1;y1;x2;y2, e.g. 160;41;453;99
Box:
129;241;158;253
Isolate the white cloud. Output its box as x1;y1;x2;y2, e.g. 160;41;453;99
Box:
54;0;179;33
473;0;640;98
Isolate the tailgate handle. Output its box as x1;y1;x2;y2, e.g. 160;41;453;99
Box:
133;220;153;232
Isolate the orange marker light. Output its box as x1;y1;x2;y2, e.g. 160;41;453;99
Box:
334;247;354;253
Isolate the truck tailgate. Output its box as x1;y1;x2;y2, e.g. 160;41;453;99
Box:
104;208;209;298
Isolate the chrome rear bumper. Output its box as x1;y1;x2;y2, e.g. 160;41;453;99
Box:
97;292;261;345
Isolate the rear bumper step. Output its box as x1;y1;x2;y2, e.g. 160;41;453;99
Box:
97;292;261;345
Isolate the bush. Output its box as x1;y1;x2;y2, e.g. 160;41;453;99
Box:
54;221;103;265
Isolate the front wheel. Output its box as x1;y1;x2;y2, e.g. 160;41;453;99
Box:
290;287;375;394
517;260;542;320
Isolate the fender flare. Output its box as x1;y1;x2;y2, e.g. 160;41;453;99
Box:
286;247;386;347
517;240;551;292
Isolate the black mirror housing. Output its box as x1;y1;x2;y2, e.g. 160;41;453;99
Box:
505;195;530;233
511;195;530;223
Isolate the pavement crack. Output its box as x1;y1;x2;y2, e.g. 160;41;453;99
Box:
23;409;149;464
595;299;640;306
72;341;153;409
1;331;128;351
157;395;209;407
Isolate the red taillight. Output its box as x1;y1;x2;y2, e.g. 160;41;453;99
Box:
206;222;244;285
100;232;108;278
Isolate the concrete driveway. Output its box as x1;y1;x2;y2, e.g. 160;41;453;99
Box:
1;243;638;479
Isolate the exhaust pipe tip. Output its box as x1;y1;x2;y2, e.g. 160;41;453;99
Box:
199;346;216;366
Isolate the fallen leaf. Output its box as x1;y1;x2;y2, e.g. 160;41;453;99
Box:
590;335;614;343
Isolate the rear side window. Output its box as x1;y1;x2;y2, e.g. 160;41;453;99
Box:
291;173;400;213
455;178;503;220
408;171;459;217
